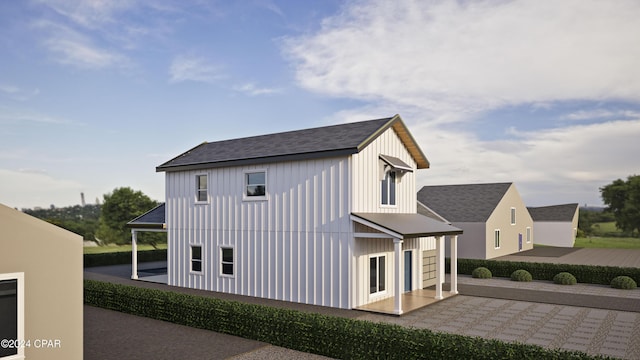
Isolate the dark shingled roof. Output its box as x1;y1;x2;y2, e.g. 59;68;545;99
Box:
157;115;429;172
527;203;579;222
351;213;462;238
126;203;166;229
417;183;513;223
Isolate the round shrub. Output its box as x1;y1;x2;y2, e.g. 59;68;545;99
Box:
472;267;492;279
510;269;532;282
610;276;637;290
553;272;577;285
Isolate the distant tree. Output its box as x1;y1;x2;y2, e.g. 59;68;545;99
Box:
600;175;640;237
24;204;101;240
95;187;162;246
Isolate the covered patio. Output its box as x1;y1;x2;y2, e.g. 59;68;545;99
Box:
126;203;167;284
351;212;463;315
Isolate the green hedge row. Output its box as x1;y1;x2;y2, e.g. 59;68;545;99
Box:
447;258;640;285
84;280;604;360
84;249;166;268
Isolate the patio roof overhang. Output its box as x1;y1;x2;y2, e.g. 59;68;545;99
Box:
351;212;463;239
126;203;166;231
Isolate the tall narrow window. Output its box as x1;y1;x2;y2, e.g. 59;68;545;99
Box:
526;227;531;243
510;207;516;225
221;247;234;276
246;172;266;197
369;255;386;295
191;245;202;272
196;175;207;202
494;229;501;249
381;171;396;205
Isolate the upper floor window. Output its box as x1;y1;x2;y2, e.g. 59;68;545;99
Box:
196;175;208;202
494;229;501;249
381;170;396;206
246;171;266;197
510;207;516;225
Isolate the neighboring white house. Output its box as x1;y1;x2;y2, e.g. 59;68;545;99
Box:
527;203;579;248
417;183;533;260
154;115;462;314
0;204;83;360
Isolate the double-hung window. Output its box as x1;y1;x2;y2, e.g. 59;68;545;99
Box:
245;171;266;198
220;247;234;276
369;255;386;295
196;175;208;202
191;245;202;272
381;171;396;206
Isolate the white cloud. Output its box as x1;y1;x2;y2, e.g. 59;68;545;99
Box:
33;20;129;69
561;109;640;121
169;55;226;84
0;168;85;209
284;0;640;116
0;85;40;101
233;83;281;96
0;106;72;125
36;0;135;29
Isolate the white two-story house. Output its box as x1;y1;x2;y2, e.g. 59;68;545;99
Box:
155;115;462;314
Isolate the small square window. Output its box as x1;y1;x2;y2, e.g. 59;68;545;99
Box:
196;175;208;202
246;172;266;197
191;245;202;272
221;247;234;276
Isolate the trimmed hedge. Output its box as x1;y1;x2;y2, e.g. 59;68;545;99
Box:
84;249;166;267
447;258;640;286
84;280;604;360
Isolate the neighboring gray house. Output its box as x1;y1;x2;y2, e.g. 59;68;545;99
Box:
417;183;533;260
151;115;462;314
527;203;579;248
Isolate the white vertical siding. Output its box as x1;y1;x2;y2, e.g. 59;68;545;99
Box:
165;157;353;308
352;127;417;213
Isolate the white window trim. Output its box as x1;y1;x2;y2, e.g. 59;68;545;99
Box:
494;229;501;249
510;207;516;225
190;244;203;275
380;170;397;207
0;272;24;360
368;253;387;298
526;227;532;243
243;170;268;201
220;245;235;278
195;173;209;204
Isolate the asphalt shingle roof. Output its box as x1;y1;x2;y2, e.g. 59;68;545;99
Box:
157;115;428;172
417;183;513;223
527;203;579;222
127;203;166;229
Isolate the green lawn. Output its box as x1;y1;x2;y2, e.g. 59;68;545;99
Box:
84;243;167;254
574;236;640;249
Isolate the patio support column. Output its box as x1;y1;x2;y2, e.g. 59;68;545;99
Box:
393;238;403;315
131;229;138;280
450;235;458;295
435;235;444;300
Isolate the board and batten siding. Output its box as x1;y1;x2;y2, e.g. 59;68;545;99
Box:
352;127;417;213
165;157;353;308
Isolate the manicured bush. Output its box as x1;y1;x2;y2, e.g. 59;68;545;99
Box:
553;272;577;285
610;276;637;290
472;267;492;279
511;269;533;282
84;280;599;360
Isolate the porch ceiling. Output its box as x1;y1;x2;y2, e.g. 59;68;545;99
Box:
351;212;463;239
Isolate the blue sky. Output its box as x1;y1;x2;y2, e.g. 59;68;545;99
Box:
1;0;639;209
